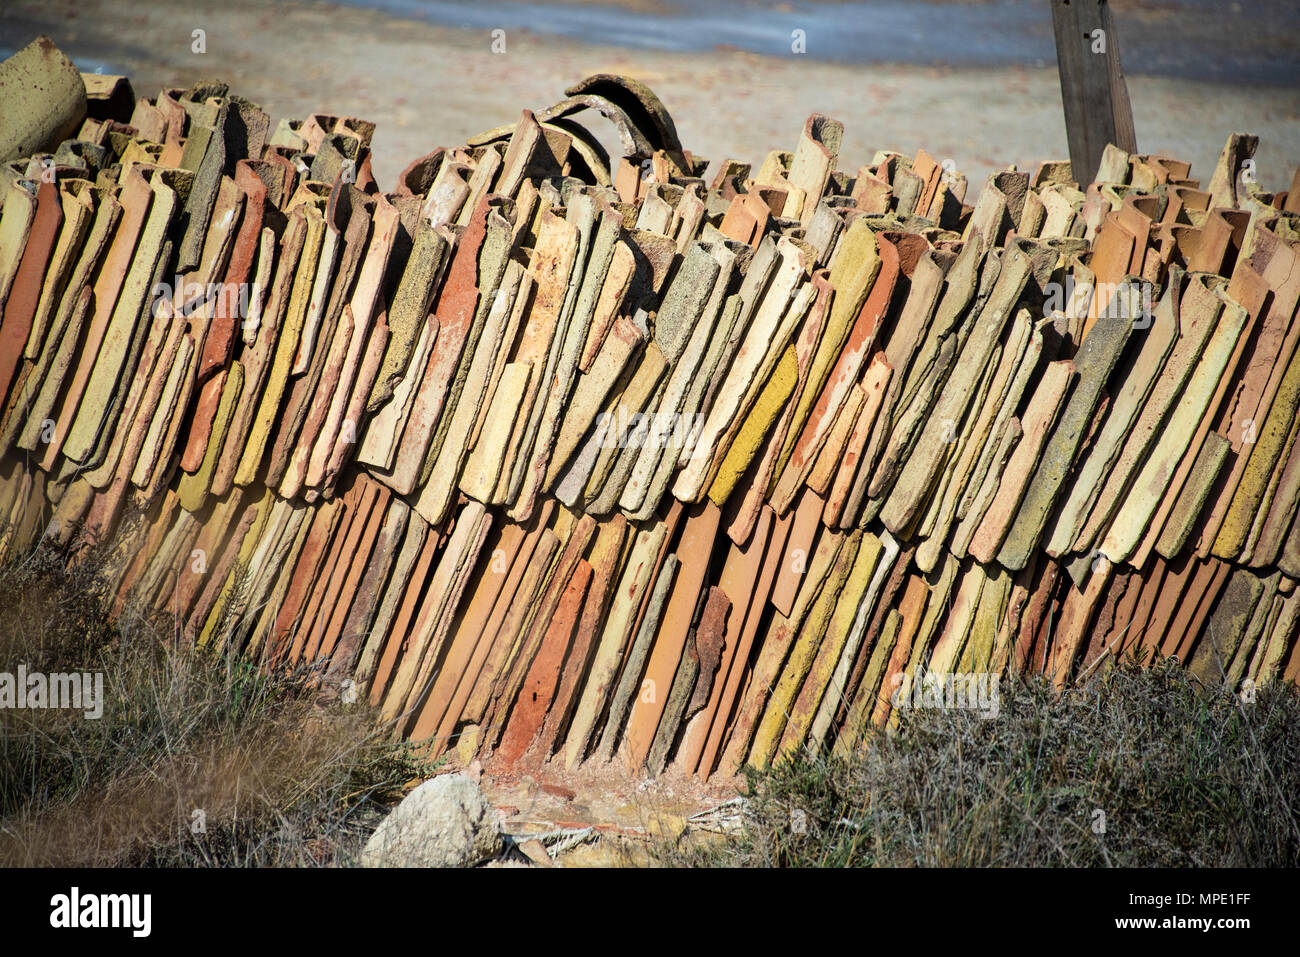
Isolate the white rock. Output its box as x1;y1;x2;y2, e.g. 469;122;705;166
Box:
360;774;503;868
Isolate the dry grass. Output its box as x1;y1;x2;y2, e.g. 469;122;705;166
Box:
664;662;1300;867
0;542;432;867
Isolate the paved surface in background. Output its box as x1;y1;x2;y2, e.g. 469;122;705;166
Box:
342;0;1300;86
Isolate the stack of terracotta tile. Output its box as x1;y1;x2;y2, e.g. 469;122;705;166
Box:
2;38;1299;780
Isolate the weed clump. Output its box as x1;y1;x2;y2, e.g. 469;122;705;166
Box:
665;663;1300;867
0;543;431;867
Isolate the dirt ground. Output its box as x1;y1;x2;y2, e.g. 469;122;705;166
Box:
3;0;1297;193
474;757;741;866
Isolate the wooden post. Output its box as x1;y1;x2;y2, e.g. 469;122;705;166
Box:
1050;0;1137;188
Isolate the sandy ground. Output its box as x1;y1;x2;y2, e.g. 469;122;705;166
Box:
477;759;741;865
3;0;1298;194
